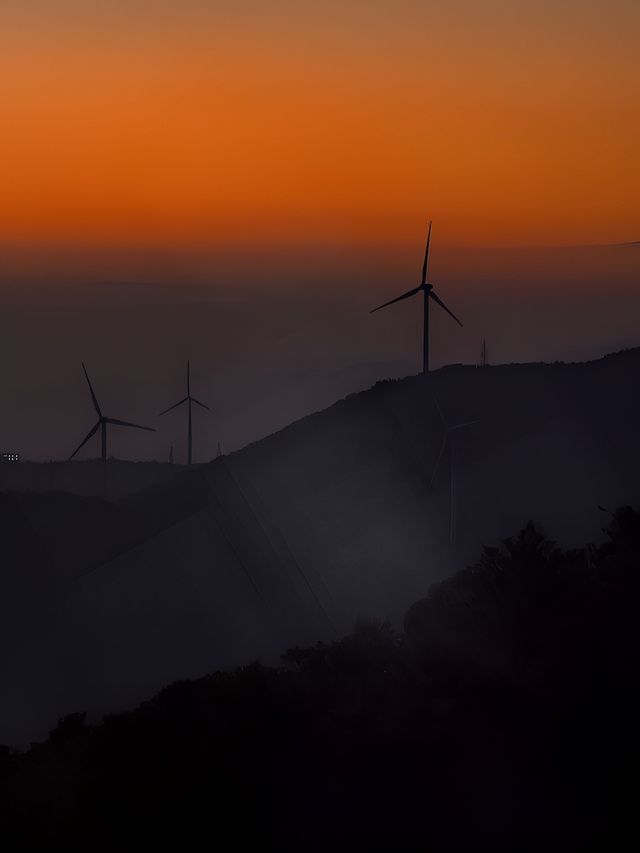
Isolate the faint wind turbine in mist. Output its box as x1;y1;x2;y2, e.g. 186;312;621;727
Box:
68;363;156;463
429;398;479;545
370;221;463;373
159;360;210;465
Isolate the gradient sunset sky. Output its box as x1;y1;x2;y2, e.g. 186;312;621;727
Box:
2;0;639;249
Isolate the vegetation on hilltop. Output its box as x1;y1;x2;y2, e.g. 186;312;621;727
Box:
1;508;640;850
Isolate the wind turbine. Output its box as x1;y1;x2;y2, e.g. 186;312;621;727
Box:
429;399;479;545
371;222;463;373
159;360;210;465
69;362;156;463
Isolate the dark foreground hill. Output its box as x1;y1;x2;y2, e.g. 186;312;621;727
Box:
1;508;639;851
1;349;640;744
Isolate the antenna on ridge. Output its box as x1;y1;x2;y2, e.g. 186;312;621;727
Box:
480;338;488;367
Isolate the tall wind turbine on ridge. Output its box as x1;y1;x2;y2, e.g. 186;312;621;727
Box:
69;362;156;462
371;222;463;373
159;360;210;465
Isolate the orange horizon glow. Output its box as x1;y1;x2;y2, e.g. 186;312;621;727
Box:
1;2;639;250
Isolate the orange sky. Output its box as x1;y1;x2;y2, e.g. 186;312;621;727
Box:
1;1;639;248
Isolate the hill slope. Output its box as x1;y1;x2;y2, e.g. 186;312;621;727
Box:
2;509;640;850
1;349;640;743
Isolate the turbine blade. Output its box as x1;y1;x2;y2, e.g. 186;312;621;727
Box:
421;220;432;286
429;397;448;488
81;362;102;417
187;360;190;395
430;290;463;327
370;286;422;313
429;431;448;489
106;418;156;432
68;421;101;460
450;419;481;431
191;397;210;411
433;397;447;427
159;397;188;416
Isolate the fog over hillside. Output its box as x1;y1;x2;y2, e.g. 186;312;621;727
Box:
1;241;638;463
1;348;639;745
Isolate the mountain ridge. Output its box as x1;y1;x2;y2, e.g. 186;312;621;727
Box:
1;347;639;744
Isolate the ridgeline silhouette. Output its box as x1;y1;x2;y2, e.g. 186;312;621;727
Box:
0;349;639;744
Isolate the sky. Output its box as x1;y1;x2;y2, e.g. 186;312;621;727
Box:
1;0;638;248
0;2;639;461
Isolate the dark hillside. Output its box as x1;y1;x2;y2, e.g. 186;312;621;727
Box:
0;460;186;498
1;509;639;851
1;350;639;744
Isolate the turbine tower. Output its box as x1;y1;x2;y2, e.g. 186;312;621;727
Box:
429;399;479;545
69;362;156;463
371;222;463;373
159;360;210;465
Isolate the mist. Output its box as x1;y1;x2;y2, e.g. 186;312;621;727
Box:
1;240;638;462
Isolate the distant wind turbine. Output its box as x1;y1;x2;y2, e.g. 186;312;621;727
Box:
429;399;479;545
370;222;463;373
480;338;488;367
69;362;156;463
159;360;210;465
